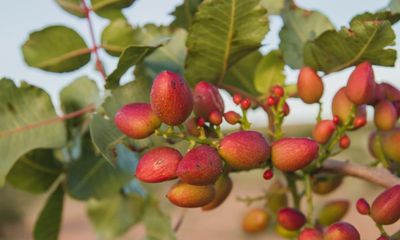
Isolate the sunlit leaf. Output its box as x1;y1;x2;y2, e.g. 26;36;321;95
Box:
91;0;135;20
222;51;262;96
350;11;400;25
185;0;269;86
55;0;85;18
279;7;334;69
254;50;285;94
304;18;396;73
170;0;202;30
144;29;187;79
105;46;160;89
22;26;91;72
388;0;400;13
261;0;284;15
101;18;136;56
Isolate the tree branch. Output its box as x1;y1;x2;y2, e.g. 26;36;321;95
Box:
322;159;400;189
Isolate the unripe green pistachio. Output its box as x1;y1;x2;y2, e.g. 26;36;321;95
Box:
317;200;349;226
312;173;343;195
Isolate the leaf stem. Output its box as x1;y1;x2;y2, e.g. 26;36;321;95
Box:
286;173;301;209
316;101;323;122
0;104;96;138
304;173;314;225
375;132;390;168
155;127;219;148
376;223;388;237
82;0;107;81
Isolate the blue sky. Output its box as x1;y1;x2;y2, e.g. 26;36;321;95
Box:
0;0;399;125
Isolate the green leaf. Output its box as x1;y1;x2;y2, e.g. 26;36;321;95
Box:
254;50;285;94
185;0;269;86
304;19;396;73
22;25;91;72
65;156;131;200
222;51;262;96
60;76;99;130
279;7;334;69
60;76;100;113
143;29;187;79
103;71;151;117
90;114;124;163
261;0;284;15
170;0;202;30
102;23;172;57
388;0;400;13
143;197;176;240
133;24;172;46
91;0;135;20
6;149;63;194
317;201;349;226
87;194;145;238
350;11;400;25
55;0;86;18
101;18;136;56
105;46;160;89
0;79;66;186
65;143;136;200
92;70;152;163
123;179;147;197
33;185;64;240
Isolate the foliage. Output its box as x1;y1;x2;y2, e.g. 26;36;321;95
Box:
1;0;400;239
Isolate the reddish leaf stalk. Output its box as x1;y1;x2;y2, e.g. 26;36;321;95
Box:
82;0;107;81
0;104;96;138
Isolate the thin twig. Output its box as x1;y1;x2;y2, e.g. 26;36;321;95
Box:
217;83;275;134
0;104;96;138
82;0;107;81
322;159;400;189
173;209;187;233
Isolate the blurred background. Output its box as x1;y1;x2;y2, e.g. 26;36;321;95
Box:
0;0;399;239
